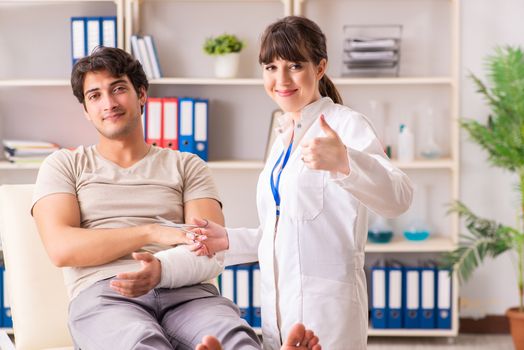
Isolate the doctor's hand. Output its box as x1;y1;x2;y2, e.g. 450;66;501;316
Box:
187;218;229;258
110;252;161;298
300;114;350;175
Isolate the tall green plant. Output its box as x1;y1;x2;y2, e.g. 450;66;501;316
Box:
442;46;524;311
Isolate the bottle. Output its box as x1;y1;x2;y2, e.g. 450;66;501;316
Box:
368;215;394;243
397;123;414;162
420;107;442;159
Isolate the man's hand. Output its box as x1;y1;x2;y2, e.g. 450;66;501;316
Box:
300;114;350;175
150;224;196;247
110;252;161;298
187;218;229;257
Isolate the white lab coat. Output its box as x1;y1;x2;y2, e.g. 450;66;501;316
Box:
225;97;413;350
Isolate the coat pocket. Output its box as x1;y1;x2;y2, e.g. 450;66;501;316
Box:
296;168;324;221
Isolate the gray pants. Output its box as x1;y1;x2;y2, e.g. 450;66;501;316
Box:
69;278;261;350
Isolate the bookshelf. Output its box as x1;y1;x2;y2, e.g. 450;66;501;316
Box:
0;0;460;340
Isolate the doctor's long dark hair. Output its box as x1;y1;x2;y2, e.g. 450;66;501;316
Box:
259;16;343;105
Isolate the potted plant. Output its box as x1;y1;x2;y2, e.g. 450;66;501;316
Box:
442;46;524;349
203;33;244;78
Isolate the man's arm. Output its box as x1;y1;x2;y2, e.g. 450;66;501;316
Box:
110;198;225;297
33;193;193;267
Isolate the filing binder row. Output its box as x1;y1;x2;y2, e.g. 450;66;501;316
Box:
70;16;117;65
0;266;12;328
218;264;261;329
370;265;452;329
143;97;209;161
130;35;163;79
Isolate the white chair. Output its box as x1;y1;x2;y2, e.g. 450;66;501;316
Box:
0;184;73;350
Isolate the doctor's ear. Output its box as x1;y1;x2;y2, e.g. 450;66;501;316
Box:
316;59;327;79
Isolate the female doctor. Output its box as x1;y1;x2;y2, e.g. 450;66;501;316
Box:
192;16;413;350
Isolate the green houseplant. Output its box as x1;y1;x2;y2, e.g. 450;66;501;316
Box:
442;46;524;349
203;33;244;78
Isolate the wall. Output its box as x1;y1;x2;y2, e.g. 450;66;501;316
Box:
459;0;524;317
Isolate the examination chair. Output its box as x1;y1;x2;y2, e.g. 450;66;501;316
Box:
0;184;73;350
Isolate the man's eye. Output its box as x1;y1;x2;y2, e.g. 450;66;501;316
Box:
114;86;126;93
88;94;99;101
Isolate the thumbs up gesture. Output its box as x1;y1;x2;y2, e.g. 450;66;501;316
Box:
300;114;350;174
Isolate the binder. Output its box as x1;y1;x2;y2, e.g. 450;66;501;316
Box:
193;99;209;161
387;266;403;328
370;266;387;329
437;269;452;329
141;102;147;141
101;16;117;48
2;268;11;328
420;267;436;329
251;264;261;328
146;98;163;147
71;17;86;65
137;37;154;79
130;35;144;67
403;267;420;328
162;98;178;150
235;265;251;325
0;267;10;328
219;266;235;302
144;35;162;79
86;17;101;56
178;98;195;153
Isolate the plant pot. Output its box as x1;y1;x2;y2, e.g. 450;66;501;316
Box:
214;52;240;78
506;307;524;350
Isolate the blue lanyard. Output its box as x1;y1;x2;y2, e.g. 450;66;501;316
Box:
270;133;294;217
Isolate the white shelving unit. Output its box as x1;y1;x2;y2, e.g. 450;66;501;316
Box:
293;0;460;338
0;0;460;340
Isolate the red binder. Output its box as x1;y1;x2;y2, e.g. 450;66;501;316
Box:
146;97;162;147
162;97;178;150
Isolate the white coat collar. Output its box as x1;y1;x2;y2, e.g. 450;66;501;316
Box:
277;97;333;146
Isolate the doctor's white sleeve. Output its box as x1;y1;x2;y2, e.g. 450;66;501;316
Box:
223;227;261;266
154;246;224;288
332;118;414;218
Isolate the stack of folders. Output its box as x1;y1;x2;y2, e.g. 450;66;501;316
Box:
343;38;400;77
0;266;12;329
370;263;452;329
3;140;60;164
70;16;117;65
130;35;163;80
219;264;261;330
143;97;208;161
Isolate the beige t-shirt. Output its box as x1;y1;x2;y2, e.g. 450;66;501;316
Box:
32;145;220;300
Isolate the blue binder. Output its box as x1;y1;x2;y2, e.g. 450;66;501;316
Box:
387;266;403;328
193;99;209;161
250;264;261;328
436;269;452;329
370;266;387;329
178;98;195;153
235;265;252;325
0;266;11;328
403;267;420;328
420;267;436;328
219;266;235;302
71;17;86;65
101;16;117;48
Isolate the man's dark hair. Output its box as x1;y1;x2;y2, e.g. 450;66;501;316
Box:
71;46;149;109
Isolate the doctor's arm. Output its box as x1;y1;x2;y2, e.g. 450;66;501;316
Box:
301;114;413;218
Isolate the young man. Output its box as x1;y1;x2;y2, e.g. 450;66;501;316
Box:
32;46;261;349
